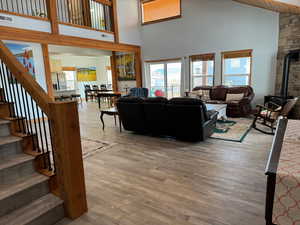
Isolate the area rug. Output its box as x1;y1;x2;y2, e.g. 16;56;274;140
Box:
81;137;116;158
210;118;252;142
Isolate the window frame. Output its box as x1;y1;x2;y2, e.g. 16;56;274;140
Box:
221;49;253;86
145;58;182;98
141;0;182;25
189;53;215;89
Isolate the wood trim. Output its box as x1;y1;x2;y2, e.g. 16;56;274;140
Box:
0;26;140;52
58;22;115;35
94;0;112;6
62;67;77;71
190;53;215;61
0;10;49;21
111;52;118;91
42;44;54;99
141;0;182;25
145;57;181;63
112;0;120;43
142;15;181;25
46;0;59;34
49;101;87;219
135;50;143;87
221;49;253;59
0;41;52;114
82;0;92;27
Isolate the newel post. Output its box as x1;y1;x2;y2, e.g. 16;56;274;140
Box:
49;101;88;219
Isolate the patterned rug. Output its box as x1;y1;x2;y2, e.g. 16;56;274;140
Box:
210;118;253;142
81;137;116;158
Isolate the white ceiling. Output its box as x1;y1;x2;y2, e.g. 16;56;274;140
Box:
48;45;112;57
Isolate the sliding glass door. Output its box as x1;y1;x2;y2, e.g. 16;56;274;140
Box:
147;60;182;98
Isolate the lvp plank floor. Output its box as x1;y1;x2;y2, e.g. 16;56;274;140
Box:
56;102;273;225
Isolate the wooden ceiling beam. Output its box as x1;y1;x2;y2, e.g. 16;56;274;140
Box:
233;0;300;14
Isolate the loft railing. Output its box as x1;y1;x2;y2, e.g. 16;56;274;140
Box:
57;0;113;32
0;0;48;19
0;40;87;219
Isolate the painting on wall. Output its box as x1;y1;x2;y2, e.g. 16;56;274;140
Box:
5;43;36;79
116;53;136;81
77;67;97;81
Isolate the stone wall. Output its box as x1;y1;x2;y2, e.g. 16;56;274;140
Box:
276;13;300;119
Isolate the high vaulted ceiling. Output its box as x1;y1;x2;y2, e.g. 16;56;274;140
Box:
233;0;300;13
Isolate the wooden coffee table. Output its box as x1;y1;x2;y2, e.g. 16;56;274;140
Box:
206;104;227;120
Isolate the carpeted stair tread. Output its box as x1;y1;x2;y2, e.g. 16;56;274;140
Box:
0;173;48;201
0;136;22;147
0;194;63;225
0;120;10;125
0;154;33;171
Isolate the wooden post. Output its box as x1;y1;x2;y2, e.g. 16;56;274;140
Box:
42;44;54;99
82;0;92;27
49;101;88;219
135;49;143;87
46;0;59;34
111;52;118;91
111;0;119;43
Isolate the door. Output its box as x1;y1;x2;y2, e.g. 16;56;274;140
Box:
147;60;182;98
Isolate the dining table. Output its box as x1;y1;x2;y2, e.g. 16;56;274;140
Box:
96;91;122;108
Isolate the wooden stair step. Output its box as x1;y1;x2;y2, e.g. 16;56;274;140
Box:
0;154;35;184
0;135;22;146
0;194;64;225
0;154;33;171
0;173;49;217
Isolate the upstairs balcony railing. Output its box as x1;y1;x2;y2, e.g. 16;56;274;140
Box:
0;0;115;33
57;0;113;32
0;0;48;19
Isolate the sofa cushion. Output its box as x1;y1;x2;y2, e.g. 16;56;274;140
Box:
117;96;144;103
143;97;168;103
226;93;244;102
227;86;250;95
211;86;227;101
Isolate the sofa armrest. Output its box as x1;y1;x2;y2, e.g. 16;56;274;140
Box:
202;111;218;140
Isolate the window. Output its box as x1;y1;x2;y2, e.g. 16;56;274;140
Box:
141;0;181;24
64;71;76;90
190;53;215;88
222;50;252;86
146;59;182;98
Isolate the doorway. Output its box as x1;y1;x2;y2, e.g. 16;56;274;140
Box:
147;60;182;98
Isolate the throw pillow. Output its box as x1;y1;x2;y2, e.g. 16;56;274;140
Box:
226;93;244;102
201;90;211;101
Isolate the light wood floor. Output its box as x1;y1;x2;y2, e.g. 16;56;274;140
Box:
57;102;273;225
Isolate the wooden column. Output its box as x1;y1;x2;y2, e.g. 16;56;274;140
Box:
111;52;118;91
135;49;143;87
49;101;88;219
42;44;54;99
46;0;59;34
112;0;119;43
82;0;91;27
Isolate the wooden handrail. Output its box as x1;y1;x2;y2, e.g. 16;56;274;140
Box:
0;41;53;115
0;40;87;219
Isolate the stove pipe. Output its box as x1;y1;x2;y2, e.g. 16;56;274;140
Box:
281;49;300;99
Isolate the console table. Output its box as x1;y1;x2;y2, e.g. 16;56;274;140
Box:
265;118;300;225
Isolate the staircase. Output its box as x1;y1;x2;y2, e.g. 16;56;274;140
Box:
0;115;64;225
0;40;87;223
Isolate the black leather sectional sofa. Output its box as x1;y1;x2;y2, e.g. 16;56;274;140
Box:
116;97;218;142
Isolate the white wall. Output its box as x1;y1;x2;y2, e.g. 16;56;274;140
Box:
117;0;142;45
141;0;279;104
